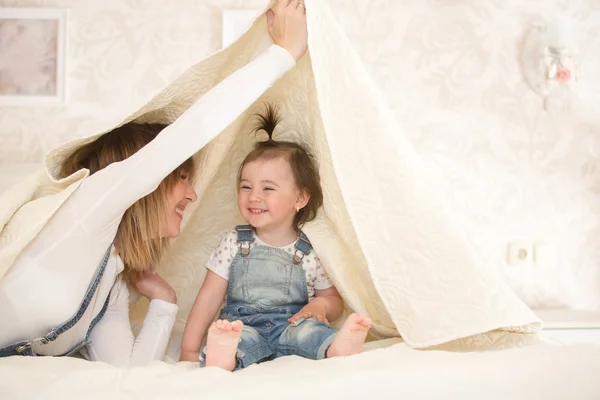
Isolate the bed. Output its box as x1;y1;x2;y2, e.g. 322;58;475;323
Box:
1;336;599;399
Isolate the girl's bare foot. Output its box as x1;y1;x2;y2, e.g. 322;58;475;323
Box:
205;319;243;371
326;313;371;358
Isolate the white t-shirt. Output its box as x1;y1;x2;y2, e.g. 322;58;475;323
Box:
0;45;296;365
206;230;333;301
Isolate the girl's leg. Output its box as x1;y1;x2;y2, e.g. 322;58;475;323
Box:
277;318;337;360
276;313;371;360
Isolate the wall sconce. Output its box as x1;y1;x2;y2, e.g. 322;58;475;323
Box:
521;19;579;110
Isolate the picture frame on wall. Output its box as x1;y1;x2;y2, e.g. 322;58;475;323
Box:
0;8;68;107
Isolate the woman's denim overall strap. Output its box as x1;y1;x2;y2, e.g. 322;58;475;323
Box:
59;288;112;356
0;246;112;357
223;226;310;314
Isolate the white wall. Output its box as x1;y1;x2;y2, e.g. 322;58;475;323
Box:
2;0;600;310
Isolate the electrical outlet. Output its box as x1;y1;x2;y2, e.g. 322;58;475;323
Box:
507;242;534;267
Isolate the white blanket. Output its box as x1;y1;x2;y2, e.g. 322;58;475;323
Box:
0;0;539;351
1;339;599;399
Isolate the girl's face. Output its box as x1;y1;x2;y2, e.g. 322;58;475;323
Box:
162;172;198;238
238;157;308;233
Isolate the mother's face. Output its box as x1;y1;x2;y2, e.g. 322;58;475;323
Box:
162;172;198;238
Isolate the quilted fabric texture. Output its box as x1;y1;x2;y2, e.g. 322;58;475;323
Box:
0;0;540;350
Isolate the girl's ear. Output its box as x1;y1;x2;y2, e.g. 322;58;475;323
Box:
295;190;310;210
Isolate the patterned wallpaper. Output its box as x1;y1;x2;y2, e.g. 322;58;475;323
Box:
1;0;600;310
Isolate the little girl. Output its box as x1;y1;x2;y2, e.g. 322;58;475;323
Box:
179;105;371;370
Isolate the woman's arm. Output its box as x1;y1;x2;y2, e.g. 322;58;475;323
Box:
75;44;296;238
77;0;308;238
179;271;228;362
86;278;178;366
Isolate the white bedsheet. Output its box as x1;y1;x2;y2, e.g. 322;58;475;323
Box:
1;339;599;399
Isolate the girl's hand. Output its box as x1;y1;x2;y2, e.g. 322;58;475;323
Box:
288;300;329;324
135;270;177;304
267;0;308;61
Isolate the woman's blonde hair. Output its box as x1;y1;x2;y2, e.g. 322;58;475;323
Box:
61;122;196;282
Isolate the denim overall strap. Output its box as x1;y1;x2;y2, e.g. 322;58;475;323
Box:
292;231;313;264
58;288;112;357
236;225;254;256
0;246;112;357
224;239;310;312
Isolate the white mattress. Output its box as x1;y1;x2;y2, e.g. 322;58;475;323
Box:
1;339;598;399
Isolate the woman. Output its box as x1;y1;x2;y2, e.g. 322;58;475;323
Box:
0;0;308;366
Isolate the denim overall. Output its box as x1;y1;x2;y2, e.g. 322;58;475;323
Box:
0;246;112;357
200;225;337;369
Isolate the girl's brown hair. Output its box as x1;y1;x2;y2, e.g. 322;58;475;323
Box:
238;105;323;231
60;122;196;281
